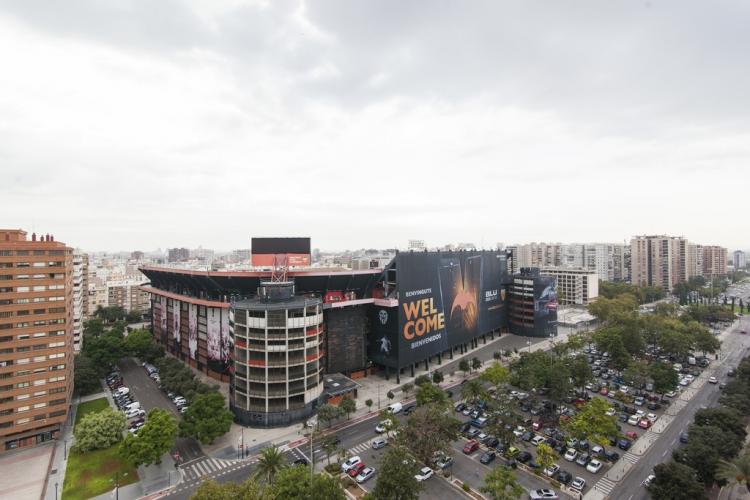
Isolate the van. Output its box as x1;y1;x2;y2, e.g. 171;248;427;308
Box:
388;403;402;414
687;357;696;366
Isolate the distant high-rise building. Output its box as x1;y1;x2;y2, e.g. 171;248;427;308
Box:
702;246;728;278
541;267;599;305
630;235;688;291
408;240;425;251
167;248;190;262
130;251;144;261
106;278;149;312
734;250;747;269
0;229;74;453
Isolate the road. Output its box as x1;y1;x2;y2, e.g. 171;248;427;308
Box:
610;316;750;500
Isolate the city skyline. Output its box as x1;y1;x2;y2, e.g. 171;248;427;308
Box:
2;1;750;250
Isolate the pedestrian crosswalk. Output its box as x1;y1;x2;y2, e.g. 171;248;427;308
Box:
347;440;373;455
593;476;617;495
181;456;238;481
621;452;639;465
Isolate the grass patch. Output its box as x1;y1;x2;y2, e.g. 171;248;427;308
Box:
74;398;109;428
62;445;138;500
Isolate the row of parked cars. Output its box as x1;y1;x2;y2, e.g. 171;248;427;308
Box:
106;370;146;432
341;456;376;484
141;362;189;414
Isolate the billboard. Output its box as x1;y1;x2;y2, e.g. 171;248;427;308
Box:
173;301;181;343
251;237;311;267
221;309;232;363
188;303;198;360
160;296;167;338
534;276;558;337
207;307;221;360
394;251;509;366
367;305;400;368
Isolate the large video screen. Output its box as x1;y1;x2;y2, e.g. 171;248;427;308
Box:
395;251;508;366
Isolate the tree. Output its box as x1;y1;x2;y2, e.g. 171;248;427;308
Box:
340;398;356;420
622;361;650;391
480;362;510;390
83;318;105;337
123;329;156;359
316;404;342;429
471;357;482;372
74;355;103;395
271;464;345;500
371;446;422;500
649;361;679;397
126;310;143;323
73;407;126;452
567;354;593;392
414;374;431;387
676;424;743;485
119;408;177;466
415;382;449;408
396;404;460;466
480;465;525;500
179;392;233;444
386;390;395;401
365;399;373;412
460;379;488;404
255;444;285;483
716;453;750;493
693;327;721;356
322;435;339;466
535;443;558;472
191;479;270;500
648;461;706;500
564;398;619;446
459;359;470;377
401;383;414;396
432;371;444;384
693;407;747;441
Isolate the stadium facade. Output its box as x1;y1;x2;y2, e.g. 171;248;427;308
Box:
140;247;557;426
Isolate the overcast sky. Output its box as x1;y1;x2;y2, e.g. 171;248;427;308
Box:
1;1;748;252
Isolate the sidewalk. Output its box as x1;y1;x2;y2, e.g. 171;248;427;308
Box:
42;393;80;500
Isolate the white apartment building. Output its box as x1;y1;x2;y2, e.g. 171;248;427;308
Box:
72;250;88;352
541;267;599;305
734;250;747;269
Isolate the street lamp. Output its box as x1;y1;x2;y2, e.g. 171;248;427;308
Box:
63;439;67;460
526;340;532;353
54;482;58;500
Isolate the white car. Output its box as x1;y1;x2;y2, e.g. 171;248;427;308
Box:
586;459;603;473
564;448;577;462
605;408;616;417
415;467;434;482
627;415;639;426
544;464;560;477
665;390;677;398
642;473;656;487
619;385;629;394
529;489;558;499
647;413;658;422
708;376;718;384
571;477;586;491
355;467;375;484
680;379;689;386
375;420;392;433
531;435;546;446
513;426;525;437
341;456;362;473
636;410;645;418
125;408;145;419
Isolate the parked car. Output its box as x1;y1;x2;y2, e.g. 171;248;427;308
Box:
480;451;496;464
604;450;620;462
516;451;532;463
556;470;572;484
679;432;689;444
415;467;433;482
529;489;559;500
564;448;577;462
355;467;375;484
575;453;590;467
544;464;560;477
372;438;387;450
341;456;362;473
586;459;603;473
618;439;632;451
571;477;586;492
463;440;480;454
531;435;546;446
434;455;453;470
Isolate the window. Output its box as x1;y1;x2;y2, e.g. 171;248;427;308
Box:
0;324;11;330
33;379;45;386
49;387;64;394
17;406;29;412
32;262;46;268
32;332;46;338
17;310;30;316
33;320;46;326
48;353;64;359
15;286;29;292
0;250;11;256
32;356;46;362
16;322;30;328
48;341;64;348
48;307;65;314
33;414;46;421
33;390;46;397
16;418;30;424
16;358;29;365
16;394;29;400
33;402;46;409
32;286;45;292
32;309;44;315
0;312;11;318
49;410;65;418
15;370;29;376
0;287;11;293
49;398;66;406
16;381;30;388
15;346;30;353
33;250;45;256
0;336;10;343
0;275;12;281
32;274;46;279
33;344;46;351
16;275;29;280
15;298;29;304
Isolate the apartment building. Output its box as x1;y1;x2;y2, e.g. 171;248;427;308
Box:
734;250;747;269
0;229;74;453
541;267;599;306
106;278;150;312
72;251;88;352
702;246;728;278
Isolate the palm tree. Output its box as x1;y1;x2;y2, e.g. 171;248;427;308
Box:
461;379;488;404
717;453;750;492
254;444;285;483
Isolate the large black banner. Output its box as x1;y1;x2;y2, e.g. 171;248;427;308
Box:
534;276;558;337
395;251;508;366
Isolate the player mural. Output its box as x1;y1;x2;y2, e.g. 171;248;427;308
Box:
173;300;181;343
207;307;221;360
188;303;198;360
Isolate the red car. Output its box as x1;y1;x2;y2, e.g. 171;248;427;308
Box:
625;431;638;440
638;419;652;430
348;462;366;478
599;387;609;396
463;440;480;454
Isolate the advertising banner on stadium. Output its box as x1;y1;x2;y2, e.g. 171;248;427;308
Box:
173;301;181;343
188;303;197;360
221;309;232;363
160;296;167;337
534;276;558;337
395;251;508;366
207;307;221;360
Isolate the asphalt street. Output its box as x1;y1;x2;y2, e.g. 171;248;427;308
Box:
610;315;750;500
